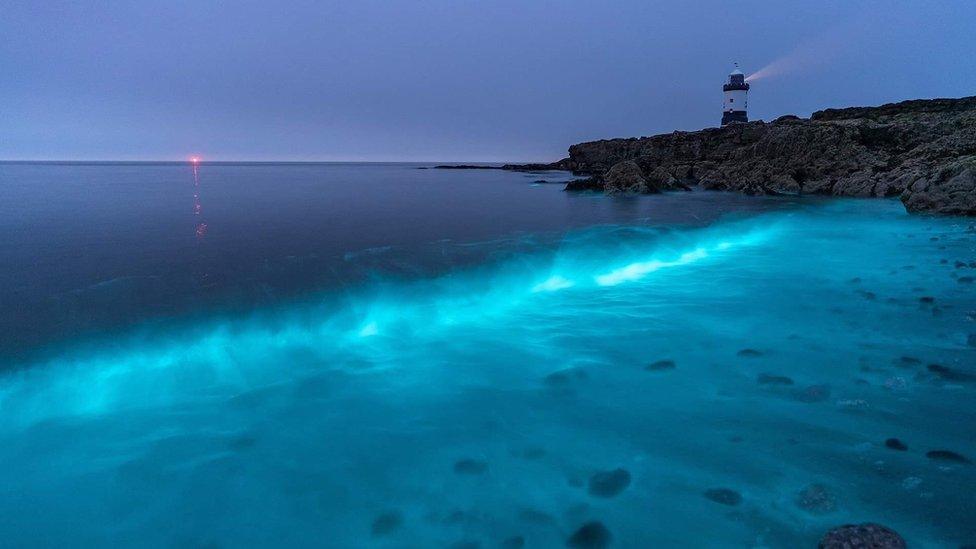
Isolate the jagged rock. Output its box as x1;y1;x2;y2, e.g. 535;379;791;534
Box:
604;160;652;193
564;177;604;191
819;523;906;548
557;96;976;215
903;157;976;215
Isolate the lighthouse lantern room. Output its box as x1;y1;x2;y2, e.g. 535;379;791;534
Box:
722;64;749;126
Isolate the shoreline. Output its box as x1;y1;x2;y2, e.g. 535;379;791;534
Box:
453;96;976;216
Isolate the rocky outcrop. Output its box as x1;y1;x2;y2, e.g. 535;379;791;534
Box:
556;96;976;215
818;523;906;548
431;159;575;171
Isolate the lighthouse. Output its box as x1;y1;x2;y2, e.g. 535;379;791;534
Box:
721;64;749;125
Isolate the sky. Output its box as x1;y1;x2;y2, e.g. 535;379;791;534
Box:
3;0;975;162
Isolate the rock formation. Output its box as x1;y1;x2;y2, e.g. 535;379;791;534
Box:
547;96;976;215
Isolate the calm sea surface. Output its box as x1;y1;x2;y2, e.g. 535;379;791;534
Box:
0;163;973;547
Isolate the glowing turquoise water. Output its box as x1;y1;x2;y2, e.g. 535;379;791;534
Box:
1;192;974;546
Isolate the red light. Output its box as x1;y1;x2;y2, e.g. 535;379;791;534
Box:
189;156;201;164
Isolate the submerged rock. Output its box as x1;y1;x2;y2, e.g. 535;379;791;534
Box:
883;377;908;391
757;373;794;385
515;446;547;460
818;523;906;549
737;348;763;358
566;521;612;549
645;359;676;371
371;511;403;536
796;483;837;515
587;468;631;498
703;488;742;506
518;508;556;525
894;356;922;367
885;438;909;451
926;450;971;463
794;384;832;403
901;476;923;491
500;536;525;549
836;398;870;411
454;458;489;475
927;363;973;381
545;367;588;388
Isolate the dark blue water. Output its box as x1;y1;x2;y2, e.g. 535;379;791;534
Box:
0;163;974;547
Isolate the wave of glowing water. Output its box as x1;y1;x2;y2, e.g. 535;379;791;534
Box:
0;218;779;430
3;198;976;547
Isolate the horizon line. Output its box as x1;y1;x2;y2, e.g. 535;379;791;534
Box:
0;159;541;165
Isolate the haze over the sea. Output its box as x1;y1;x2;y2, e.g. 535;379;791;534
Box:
3;0;975;162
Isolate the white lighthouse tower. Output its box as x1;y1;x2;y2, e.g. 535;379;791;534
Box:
721;64;749;125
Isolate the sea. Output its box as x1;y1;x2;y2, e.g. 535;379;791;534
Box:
0;162;974;547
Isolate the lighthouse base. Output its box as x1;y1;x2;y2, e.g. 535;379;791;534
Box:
722;111;748;125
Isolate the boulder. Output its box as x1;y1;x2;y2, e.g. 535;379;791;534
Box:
902;156;976;215
603;160;652;194
818;523;906;549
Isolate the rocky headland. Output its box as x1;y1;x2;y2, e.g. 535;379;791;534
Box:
520;96;976;215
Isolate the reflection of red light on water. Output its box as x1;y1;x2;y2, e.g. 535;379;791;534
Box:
196;223;208;239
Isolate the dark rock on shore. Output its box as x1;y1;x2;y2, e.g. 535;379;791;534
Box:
432;159;575;172
819;523;906;549
433;164;501;170
550;96;976;215
576;159;693;194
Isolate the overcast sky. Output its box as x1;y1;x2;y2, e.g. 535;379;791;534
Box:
3;0;975;162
